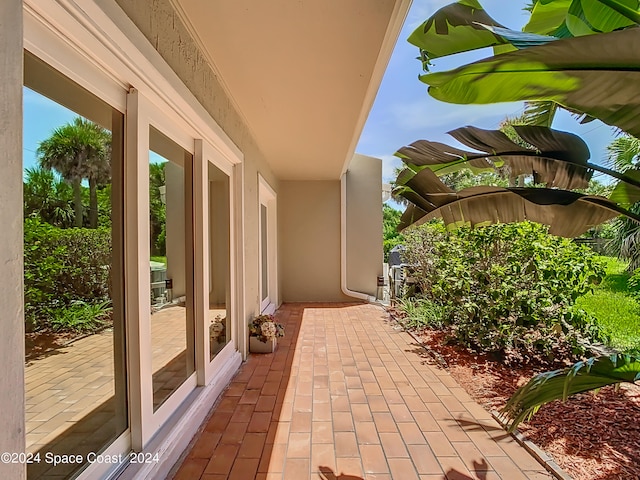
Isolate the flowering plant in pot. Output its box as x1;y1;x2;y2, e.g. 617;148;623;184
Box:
249;314;285;353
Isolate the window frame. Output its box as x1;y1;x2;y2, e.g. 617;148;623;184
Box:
258;175;278;314
24;0;246;471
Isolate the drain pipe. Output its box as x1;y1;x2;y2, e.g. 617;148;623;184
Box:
340;173;377;302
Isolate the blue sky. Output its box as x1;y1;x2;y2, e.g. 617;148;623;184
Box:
23;87;167;174
355;0;618;187
23;87;79;174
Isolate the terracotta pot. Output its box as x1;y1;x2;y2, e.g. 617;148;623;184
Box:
249;336;277;353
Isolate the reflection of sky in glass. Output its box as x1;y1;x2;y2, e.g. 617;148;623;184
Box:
23;87;78;176
149;151;168;164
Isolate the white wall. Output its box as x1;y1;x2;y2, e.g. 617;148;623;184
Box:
279;181;354;302
346;154;384;297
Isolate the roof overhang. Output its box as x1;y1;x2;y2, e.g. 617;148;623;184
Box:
171;0;411;180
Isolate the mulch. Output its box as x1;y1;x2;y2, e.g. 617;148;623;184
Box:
414;328;640;480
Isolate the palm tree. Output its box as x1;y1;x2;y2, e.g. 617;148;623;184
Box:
606;135;640;173
604;135;640;269
37;117;111;228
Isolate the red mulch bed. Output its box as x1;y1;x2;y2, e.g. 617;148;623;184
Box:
414;328;640;480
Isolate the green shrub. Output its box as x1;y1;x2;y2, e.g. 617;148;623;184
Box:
397;298;448;330
24;218;112;331
402;221;606;363
383;205;404;262
48;300;112;332
628;267;640;294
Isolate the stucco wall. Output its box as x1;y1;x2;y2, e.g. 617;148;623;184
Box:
114;0;281;313
279;181;353;302
0;0;25;477
346;154;383;296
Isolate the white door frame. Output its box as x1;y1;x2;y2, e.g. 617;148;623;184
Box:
258;175;278;314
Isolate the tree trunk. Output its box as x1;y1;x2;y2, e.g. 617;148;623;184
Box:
89;177;98;228
72;178;83;227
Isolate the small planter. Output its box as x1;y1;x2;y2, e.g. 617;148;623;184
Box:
249;336;277;353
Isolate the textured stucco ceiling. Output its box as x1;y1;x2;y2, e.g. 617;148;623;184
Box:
172;0;410;180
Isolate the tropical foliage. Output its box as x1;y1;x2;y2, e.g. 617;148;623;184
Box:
383;204;404;261
501;354;640;431
23;167;75;227
409;0;640;131
401;221;606;363
405;0;640;424
149;162;167;256
24;218;112;332
36;117;111;228
604;135;640;268
393;125;640;236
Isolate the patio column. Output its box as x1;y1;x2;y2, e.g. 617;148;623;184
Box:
0;1;26;478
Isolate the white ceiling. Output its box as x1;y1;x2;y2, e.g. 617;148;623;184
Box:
172;0;411;180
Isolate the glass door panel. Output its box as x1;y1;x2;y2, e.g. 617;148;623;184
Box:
208;163;231;360
148;126;195;411
23;52;127;479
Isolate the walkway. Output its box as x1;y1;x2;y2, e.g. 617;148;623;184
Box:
172;303;553;480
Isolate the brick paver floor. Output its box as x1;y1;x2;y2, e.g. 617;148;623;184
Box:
172;303;553;480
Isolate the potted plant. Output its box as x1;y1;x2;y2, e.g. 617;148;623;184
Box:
249;314;285;353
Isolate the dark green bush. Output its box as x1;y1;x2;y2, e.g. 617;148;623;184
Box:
24;218;112;331
402;221;606;363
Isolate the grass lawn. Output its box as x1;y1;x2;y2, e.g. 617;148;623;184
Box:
150;256;167;265
576;256;640;354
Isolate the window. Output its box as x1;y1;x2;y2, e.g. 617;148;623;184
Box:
208;163;232;361
23;51;127;480
148;126;195;411
258;175;277;313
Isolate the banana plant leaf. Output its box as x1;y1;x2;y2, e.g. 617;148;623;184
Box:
408;0;639;70
396;126;599;189
395;139;497;175
395;186;638;237
420;29;640;139
501;354;640;432
407;0;558;69
407;0;507;66
398;204;428;231
524;0;640;37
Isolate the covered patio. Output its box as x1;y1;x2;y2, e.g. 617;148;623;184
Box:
171;303;554;480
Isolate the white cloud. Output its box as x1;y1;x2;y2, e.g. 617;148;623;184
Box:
375;154;404;183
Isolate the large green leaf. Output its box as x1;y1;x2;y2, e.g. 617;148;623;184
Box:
397;126;598;189
524;0;639;36
407;1;508;66
396;186;637;237
501;354;640;432
421;29;640;138
524;0;573;36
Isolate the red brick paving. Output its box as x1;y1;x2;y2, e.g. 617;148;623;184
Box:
172;303;553;480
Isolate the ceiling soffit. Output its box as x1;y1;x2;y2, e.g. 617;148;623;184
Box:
172;0;409;180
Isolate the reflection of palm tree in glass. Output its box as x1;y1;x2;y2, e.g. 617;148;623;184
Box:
37;117;111;228
23;166;75;227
